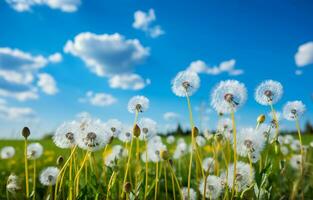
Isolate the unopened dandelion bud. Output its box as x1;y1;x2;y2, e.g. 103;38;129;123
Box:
192;127;199;137
124;182;132;193
218;112;224;116
22;127;30;139
133;124;141;137
257;114;266;124
56;156;64;166
161;150;169;160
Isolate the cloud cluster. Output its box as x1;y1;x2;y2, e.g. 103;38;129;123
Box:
0;47;61;101
133;9;165;38
295;41;313;67
186;59;244;76
5;0;81;13
79;91;117;107
0;98;35;120
108;73;151;90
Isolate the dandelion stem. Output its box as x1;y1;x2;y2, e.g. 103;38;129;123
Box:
32;159;36;200
230;110;237;199
167;160;183;199
74;151;90;196
106;171;116;200
154;161;159;200
144;140;149;199
24;138;29;198
203;174;207;200
164;163;168;200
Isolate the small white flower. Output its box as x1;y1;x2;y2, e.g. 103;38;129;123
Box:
1;146;15;159
127;95;149;113
53;121;78;149
283;101;306;121
236;128;265;162
171;70;200;97
199;175;223;200
226;161;254;192
138;117;157;141
118;126;133;143
39;167;60;186
181;187;197;200
75;120;111;152
211;80;247;114
6;174;21;194
289;154;302;170
27;143;43;160
104;119;123;138
202;157;215;173
166;135;175;144
255;80;283;106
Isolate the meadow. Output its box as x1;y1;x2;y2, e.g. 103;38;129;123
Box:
1;76;313;200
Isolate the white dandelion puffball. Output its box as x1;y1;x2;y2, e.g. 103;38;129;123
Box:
196;135;206;147
290;140;301;152
6;174;21;194
283;101;306;121
104;119;123;138
172;70;200;97
216;118;233;141
181;187;197;200
236;128;265;161
226;161;254;192
104;145;126;168
166;135;175;144
289;154;302;170
202;157;215;173
283;135;293;145
211;80;247;114
1;146;15;159
173;140;188;159
146;139;167;162
257;124;274;142
255;80;283;106
280;145;289;156
53;121;79;149
75;120;111;152
118;126;132;143
199;176;223;200
39;167;60;186
128;95;149;113
27;143;43;160
138;117;157;141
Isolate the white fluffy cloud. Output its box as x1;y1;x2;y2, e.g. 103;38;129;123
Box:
108;73;150;90
37;73;58;95
186;59;244;76
295;41;313;67
133;9;165;38
64;32;150;77
79;91;117;107
0;47;61;101
5;0;81;13
163;112;180;121
0;98;35;120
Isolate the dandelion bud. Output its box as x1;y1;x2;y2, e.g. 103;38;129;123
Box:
133;124;141;137
22;127;30;139
218;112;224;116
56;156;64;166
160;150;169;160
124;182;132;193
257;114;266;124
192;127;199;137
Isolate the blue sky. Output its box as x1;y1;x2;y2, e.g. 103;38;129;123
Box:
0;0;312;138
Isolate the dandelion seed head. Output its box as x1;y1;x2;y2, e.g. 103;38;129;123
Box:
199;175;222;200
181;187;197;200
127;95;149;113
1;146;15;159
173;139;188;159
216;118;233;141
138;117;157;141
53;121;79;149
211;80;247;114
290;139;301;152
280;145;289;156
27;143;43;160
104;119;123;138
147;138;167;162
255;80;283;105
6;174;21;194
226;161;254;192
166;135;175;144
172;70;200;97
39;167;59;186
202;157;215;173
196;135;206;147
118;126;133;143
283;101;306;121
289;154;302;170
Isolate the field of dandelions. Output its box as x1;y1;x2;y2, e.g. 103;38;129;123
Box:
1;71;313;200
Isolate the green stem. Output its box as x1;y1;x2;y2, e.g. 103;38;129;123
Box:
154;161;159;200
32;159;36;200
24;138;29;198
230;110;237;199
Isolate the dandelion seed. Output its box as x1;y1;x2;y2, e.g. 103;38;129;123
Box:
283;101;306;121
211;80;247;114
105;119;123;138
53;121;78;149
127;95;149;113
181;187;197;200
39;167;60;186
226;161;254;192
289;154;302;170
138;117;157;140
27;143;43;160
1;146;15;159
202;157;215;173
171;70;200;97
199;175;222;200
255;80;283;105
